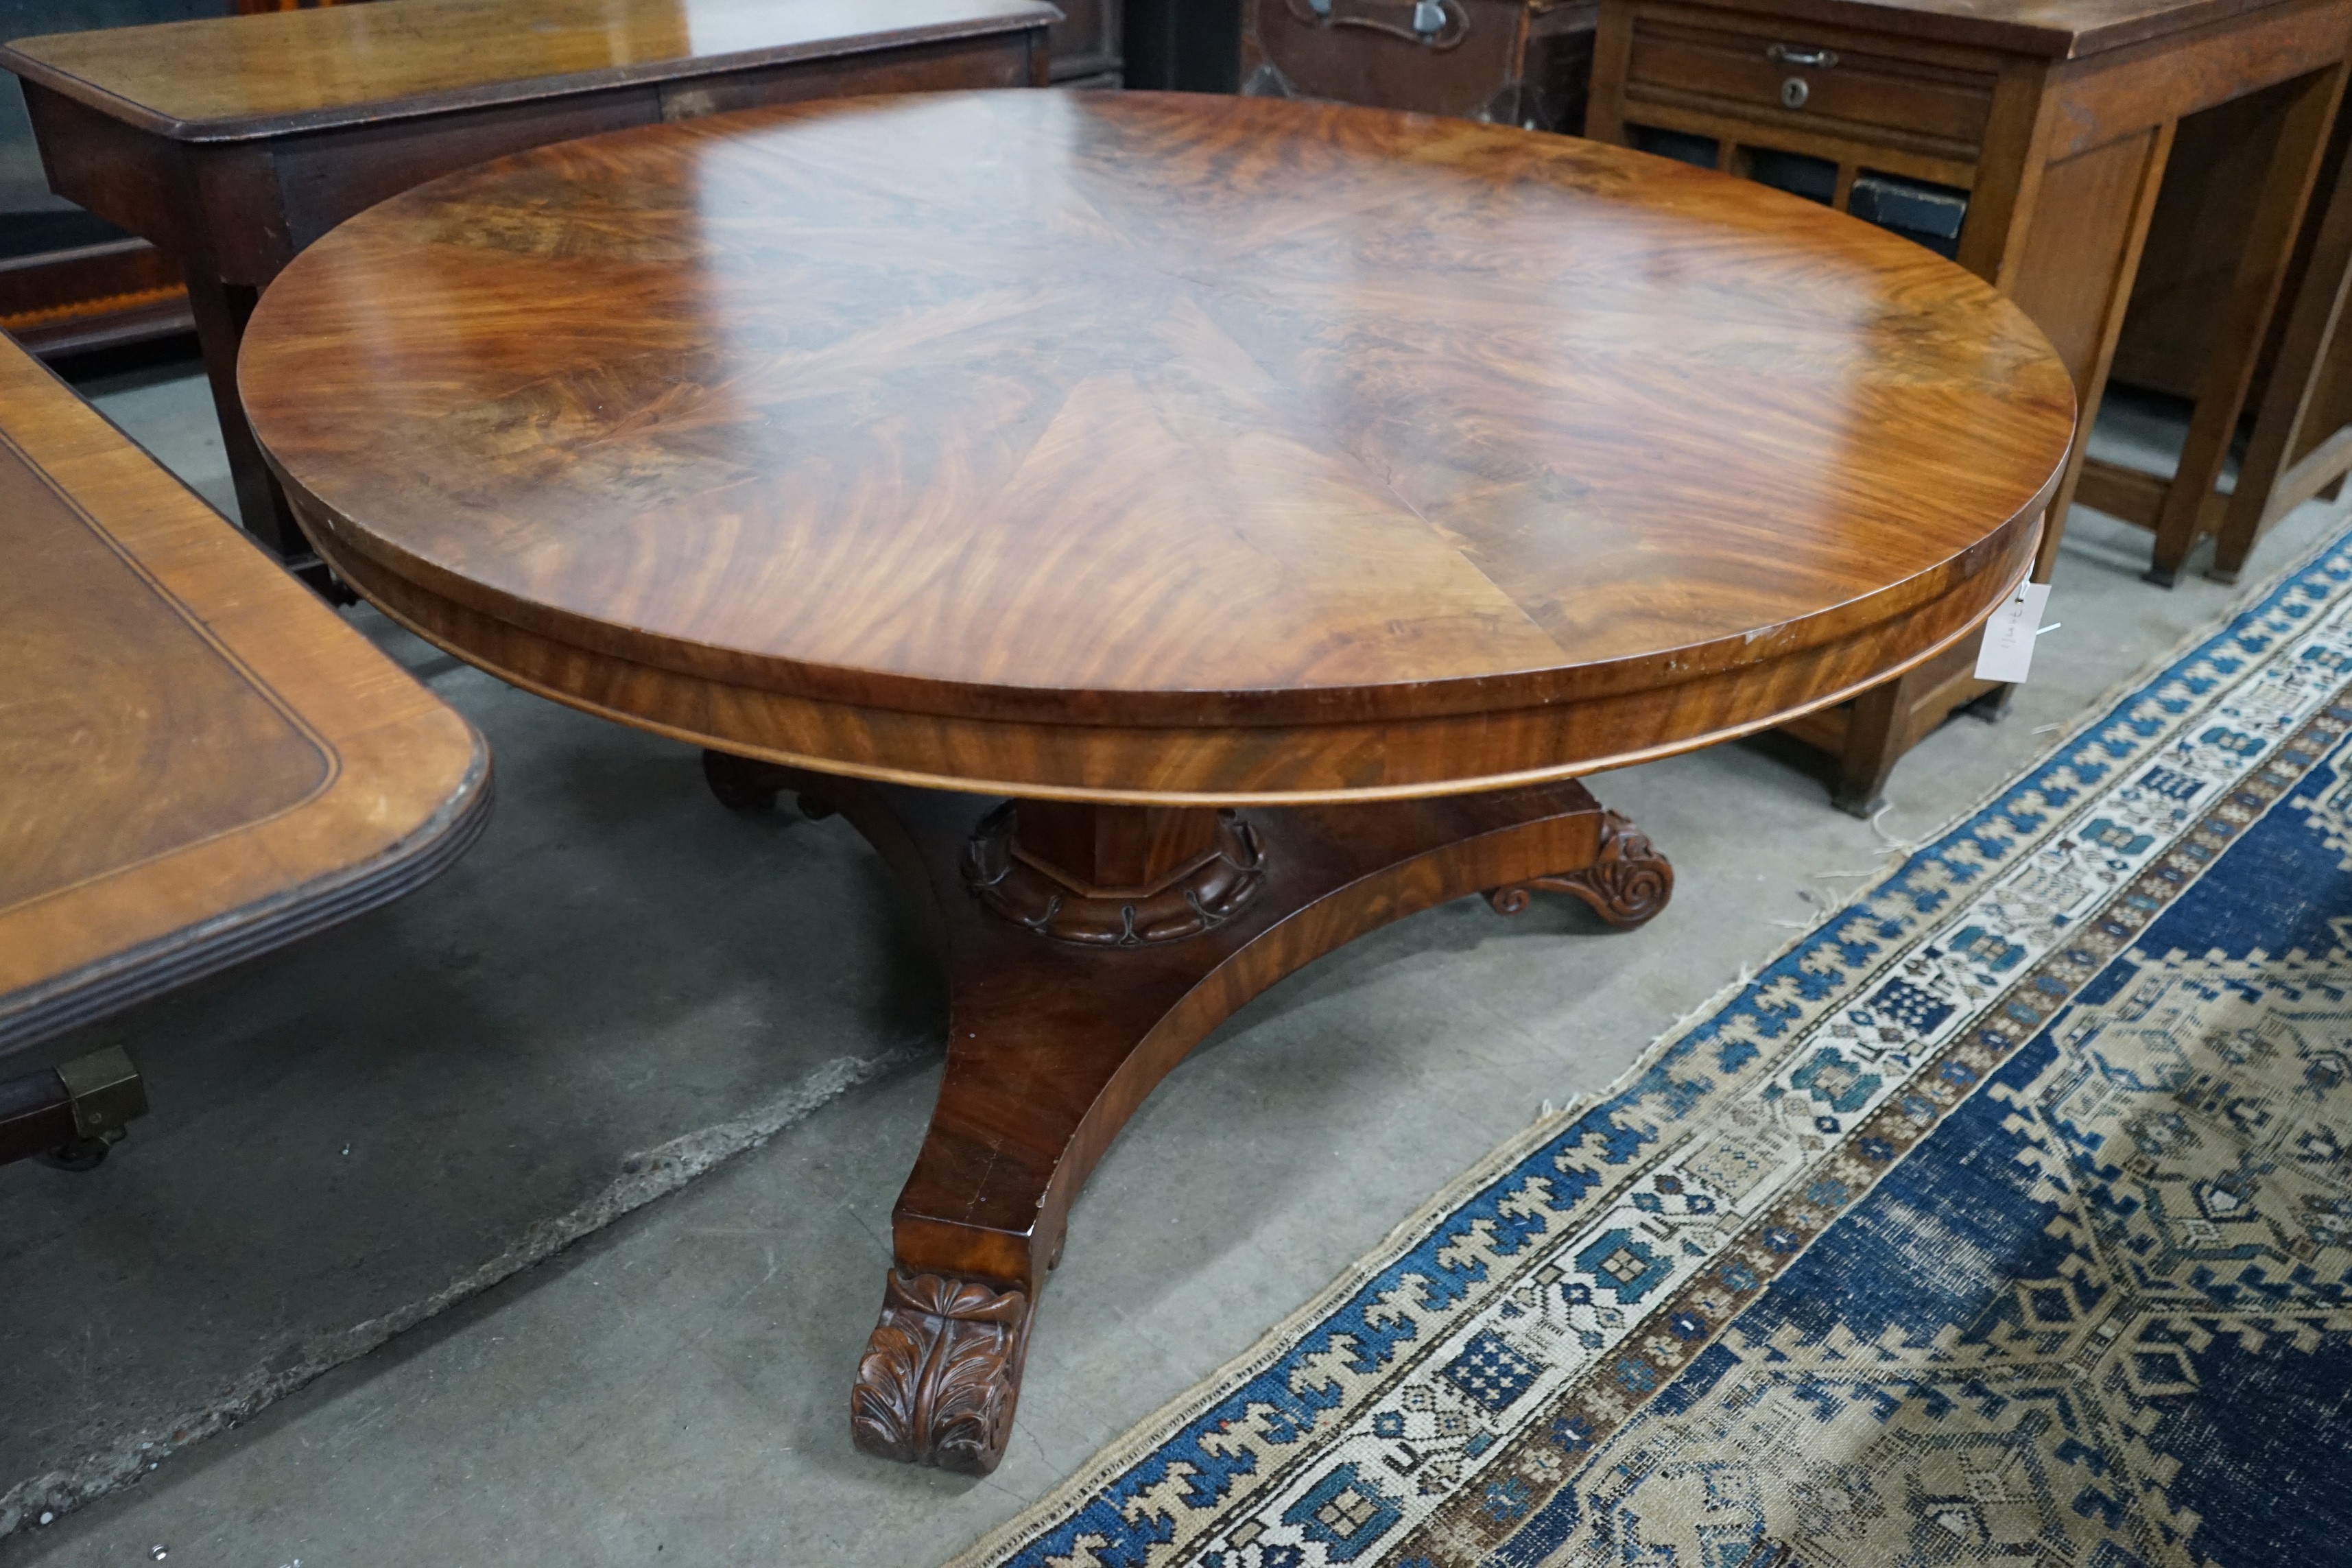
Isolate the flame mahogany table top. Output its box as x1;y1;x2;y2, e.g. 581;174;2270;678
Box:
242;90;2075;805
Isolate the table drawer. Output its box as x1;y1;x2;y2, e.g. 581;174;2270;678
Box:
1626;14;1996;157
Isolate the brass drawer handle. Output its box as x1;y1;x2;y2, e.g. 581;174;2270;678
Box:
1288;0;1469;48
1766;43;1839;67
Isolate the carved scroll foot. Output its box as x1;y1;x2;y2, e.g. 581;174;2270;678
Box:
850;1269;1034;1475
700;749;836;819
1486;809;1672;927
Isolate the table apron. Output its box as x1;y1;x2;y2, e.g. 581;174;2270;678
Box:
305;506;2034;806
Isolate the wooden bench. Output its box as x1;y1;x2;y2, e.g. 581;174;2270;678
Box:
0;333;491;1168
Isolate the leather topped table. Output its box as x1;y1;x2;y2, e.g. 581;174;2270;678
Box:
235;89;2076;1473
0;0;1059;576
0;333;490;1163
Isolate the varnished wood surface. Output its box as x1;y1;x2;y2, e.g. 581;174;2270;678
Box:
0;337;490;1057
244;91;2073;803
1241;0;1600;132
0;0;1063;141
1586;0;2352;806
752;766;1664;1473
1615;0;2325;60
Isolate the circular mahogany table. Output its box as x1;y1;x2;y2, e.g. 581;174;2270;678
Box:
241;90;2074;1475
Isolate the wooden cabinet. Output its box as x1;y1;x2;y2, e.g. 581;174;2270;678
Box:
0;233;187;355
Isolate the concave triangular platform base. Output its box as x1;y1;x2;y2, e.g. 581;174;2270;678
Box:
699;753;1672;1475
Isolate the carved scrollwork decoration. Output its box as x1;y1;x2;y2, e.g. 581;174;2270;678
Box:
1283;0;1470;50
699;749;835;819
849;1269;1034;1475
1486;809;1672;927
962;805;1269;947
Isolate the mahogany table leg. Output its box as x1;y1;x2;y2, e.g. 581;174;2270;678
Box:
724;765;1671;1473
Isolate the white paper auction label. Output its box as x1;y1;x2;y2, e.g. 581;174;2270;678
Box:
1974;581;2052;683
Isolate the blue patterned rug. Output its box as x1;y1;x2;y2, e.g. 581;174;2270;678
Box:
950;529;2352;1568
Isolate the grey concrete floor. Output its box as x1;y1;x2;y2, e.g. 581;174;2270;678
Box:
1;359;2340;1567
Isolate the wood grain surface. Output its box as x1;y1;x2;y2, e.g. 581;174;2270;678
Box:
0;337;490;1058
243;90;2074;804
783;765;1666;1473
1596;0;2320;59
0;0;1061;140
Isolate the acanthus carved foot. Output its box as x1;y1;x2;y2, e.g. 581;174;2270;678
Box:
1486;809;1672;927
849;1269;1034;1474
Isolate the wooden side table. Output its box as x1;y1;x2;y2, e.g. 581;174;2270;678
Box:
228;0;1124;88
0;0;1059;577
1586;0;2352;811
0;333;490;1164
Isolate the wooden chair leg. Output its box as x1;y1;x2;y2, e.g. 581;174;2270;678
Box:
2216;93;2352;583
2151;66;2350;585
